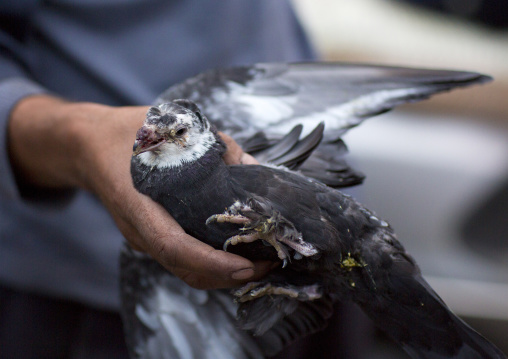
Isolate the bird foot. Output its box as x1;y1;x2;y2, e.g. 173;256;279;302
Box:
205;213;250;225
223;230;291;267
233;282;322;303
206;199;319;266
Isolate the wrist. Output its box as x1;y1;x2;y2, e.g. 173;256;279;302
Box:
54;100;117;191
8;95;116;191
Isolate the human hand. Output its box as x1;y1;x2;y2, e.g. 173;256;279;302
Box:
219;132;259;165
8;96;271;289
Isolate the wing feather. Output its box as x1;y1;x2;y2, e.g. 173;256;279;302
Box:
156;62;491;139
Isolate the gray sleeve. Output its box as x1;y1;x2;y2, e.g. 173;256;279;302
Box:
0;78;47;199
0;78;77;206
1;4;78;205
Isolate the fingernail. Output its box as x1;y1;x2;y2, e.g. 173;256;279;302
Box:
231;268;254;280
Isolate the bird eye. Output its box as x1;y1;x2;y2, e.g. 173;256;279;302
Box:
175;127;187;137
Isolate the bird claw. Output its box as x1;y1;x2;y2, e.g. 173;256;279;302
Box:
233;282;322;302
206;213;250;225
207;200;319;266
223;232;290;264
279;235;319;257
223;233;260;252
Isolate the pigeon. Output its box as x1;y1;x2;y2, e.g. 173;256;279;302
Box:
122;62;505;359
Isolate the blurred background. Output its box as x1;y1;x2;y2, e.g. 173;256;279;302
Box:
291;0;508;356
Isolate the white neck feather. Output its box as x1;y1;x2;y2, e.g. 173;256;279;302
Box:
137;130;216;169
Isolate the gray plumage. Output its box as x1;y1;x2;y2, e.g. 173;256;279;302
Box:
121;62;503;359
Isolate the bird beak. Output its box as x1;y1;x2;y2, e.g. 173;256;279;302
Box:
132;126;167;156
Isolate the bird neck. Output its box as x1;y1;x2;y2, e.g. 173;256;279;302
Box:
131;134;229;199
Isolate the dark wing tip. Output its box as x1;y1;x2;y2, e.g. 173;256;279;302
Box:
243;123;319;167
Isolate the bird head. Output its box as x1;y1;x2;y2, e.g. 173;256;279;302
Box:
132;100;217;169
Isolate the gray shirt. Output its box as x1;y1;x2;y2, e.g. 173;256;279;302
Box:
0;0;314;309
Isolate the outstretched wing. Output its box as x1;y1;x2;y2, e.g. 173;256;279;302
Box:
156;62;489;188
120;244;333;358
156;62;491;140
120;245;267;359
241;125;365;188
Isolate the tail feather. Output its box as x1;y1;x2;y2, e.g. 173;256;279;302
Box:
359;273;506;359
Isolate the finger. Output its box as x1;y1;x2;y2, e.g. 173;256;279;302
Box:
218;132;259;165
171;260;276;290
154;230;257;281
119;197;274;289
218;132;243;165
109;184;258;286
240;152;259;165
122;202;273;289
130;194;260;281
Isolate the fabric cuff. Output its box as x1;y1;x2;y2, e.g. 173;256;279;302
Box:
0;77;76;205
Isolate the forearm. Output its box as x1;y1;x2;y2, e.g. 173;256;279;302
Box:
8;95;146;192
8;95;81;189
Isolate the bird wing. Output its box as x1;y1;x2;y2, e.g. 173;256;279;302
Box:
156;62;490;188
155;62;491;140
227;165;507;359
120;245;267;359
120;243;336;358
241;126;365;188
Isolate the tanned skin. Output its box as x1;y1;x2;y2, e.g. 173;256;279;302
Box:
7;94;271;289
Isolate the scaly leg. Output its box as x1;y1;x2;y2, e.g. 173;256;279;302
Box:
206;213;250;225
233;282;322;302
206;199;319;265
